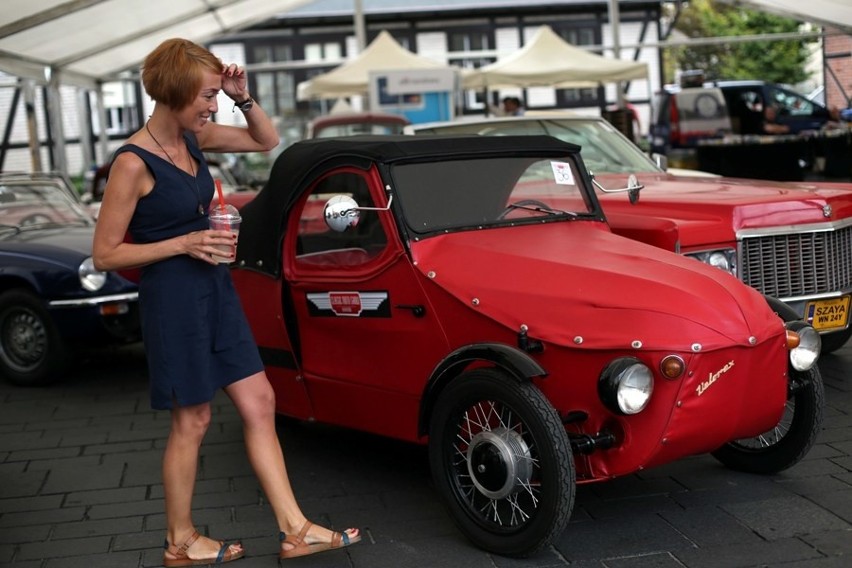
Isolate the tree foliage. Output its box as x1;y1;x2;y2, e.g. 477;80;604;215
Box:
670;0;814;84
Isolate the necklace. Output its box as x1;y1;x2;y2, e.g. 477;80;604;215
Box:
145;121;205;216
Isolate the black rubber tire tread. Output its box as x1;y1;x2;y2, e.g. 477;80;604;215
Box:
711;366;824;474
816;327;852;354
0;289;68;386
428;368;575;557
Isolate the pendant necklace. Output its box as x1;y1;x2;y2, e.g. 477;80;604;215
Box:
145;121;205;215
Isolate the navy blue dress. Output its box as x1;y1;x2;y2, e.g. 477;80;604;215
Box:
115;135;263;410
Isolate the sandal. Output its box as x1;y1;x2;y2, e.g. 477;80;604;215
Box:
163;530;245;567
278;521;361;561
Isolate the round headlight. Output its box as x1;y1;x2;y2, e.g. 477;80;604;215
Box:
707;251;731;272
79;257;107;292
599;357;654;415
687;249;737;276
787;322;821;371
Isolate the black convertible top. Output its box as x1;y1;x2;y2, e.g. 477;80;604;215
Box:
236;134;581;277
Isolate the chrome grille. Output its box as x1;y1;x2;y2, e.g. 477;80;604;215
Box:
740;225;852;298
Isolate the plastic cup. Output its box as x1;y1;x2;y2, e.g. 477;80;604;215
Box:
208;203;241;264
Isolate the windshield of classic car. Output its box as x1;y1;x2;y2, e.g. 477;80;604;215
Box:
0;183;92;233
416;118;660;175
391;155;593;234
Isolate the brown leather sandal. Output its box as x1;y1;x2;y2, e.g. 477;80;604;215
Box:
278;521;360;562
163;530;245;567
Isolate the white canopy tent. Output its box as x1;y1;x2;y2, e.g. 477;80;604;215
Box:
0;0;316;88
461;25;648;91
297;30;452;101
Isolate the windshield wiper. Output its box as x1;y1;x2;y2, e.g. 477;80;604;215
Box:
504;201;578;217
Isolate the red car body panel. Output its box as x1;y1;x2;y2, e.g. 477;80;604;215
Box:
590;173;852;251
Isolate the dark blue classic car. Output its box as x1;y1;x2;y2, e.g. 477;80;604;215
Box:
0;173;139;385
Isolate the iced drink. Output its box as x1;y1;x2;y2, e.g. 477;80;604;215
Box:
208;204;241;264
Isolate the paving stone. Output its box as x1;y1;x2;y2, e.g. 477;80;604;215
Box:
64;486;147;507
553;513;694;561
43;550;142;567
16;535;110;560
51;516;143;539
41;462;124;494
722;495;850;540
670;538;825;568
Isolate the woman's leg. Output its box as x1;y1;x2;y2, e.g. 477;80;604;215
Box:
163;402;244;560
225;373;359;550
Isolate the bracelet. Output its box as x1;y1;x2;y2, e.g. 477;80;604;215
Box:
233;96;254;113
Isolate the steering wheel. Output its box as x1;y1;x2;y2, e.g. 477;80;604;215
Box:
498;199;551;220
19;213;53;226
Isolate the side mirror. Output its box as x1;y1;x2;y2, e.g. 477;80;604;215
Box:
651;152;668;171
324;195;360;232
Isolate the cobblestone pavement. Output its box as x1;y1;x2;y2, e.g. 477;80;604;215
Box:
1;342;850;568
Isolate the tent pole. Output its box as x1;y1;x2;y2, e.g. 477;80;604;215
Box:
607;0;625;108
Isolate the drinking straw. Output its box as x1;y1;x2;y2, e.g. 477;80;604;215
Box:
214;179;230;231
215;178;226;209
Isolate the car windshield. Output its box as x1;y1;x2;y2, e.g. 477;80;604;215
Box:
0;182;93;234
390;154;594;235
416;118;661;175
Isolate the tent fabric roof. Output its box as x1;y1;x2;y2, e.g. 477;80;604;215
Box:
0;0;314;88
296;30;450;100
461;25;648;90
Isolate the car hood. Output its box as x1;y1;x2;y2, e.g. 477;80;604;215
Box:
411;221;782;351
597;172;852;245
0;225;93;266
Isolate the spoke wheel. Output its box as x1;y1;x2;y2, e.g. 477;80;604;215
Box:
0;289;68;386
429;368;574;557
712;366;824;474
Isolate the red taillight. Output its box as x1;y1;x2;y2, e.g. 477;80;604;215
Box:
669;97;681;145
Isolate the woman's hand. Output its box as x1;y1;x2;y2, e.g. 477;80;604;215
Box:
221;63;248;102
182;229;238;265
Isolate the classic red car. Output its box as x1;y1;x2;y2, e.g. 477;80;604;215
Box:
411;115;852;353
232;135;824;556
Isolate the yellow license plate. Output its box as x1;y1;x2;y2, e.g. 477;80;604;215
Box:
805;296;851;331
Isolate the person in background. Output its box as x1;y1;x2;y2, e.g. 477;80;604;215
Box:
92;38;360;566
762;104;791;135
501;96;525;116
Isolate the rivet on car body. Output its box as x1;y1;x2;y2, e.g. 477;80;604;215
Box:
573;336;583;344
631;340;642;349
661;438;668;445
472;298;480;306
748;336;757;345
691;343;702;352
427;271;436;278
676;401;683;407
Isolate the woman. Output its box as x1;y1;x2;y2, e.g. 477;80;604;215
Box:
93;38;360;566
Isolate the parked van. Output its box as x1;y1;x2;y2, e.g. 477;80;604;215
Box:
651;80;835;155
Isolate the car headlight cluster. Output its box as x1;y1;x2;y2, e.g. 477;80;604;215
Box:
785;321;821;371
598;357;654;415
79;256;107;292
686;249;737;276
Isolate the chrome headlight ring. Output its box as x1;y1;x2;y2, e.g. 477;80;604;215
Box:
598;357;654;415
786;320;821;371
79;256;107;292
686;248;737;276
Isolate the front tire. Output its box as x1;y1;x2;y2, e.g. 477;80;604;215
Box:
428;368;574;557
711;366;824;474
0;289;69;386
816;327;852;354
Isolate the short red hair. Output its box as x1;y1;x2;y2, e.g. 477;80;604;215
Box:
142;38;222;110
